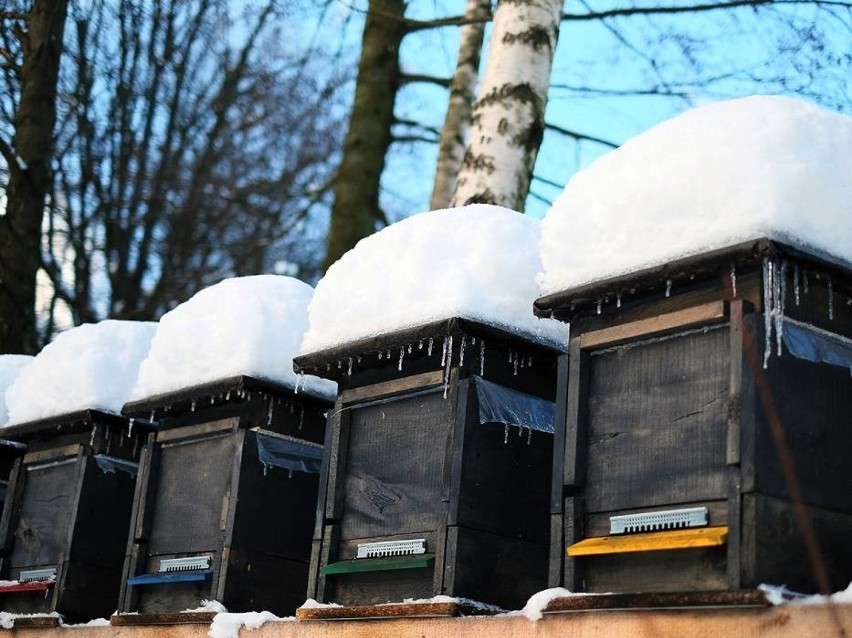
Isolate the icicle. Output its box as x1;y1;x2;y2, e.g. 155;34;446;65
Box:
829;278;834;321
407;343;412;354
210;396;215;405
596;298;602;315
191;400;197;412
666;279;672;298
793;264;800;306
294;372;304;394
730;264;737;298
616;293;622;308
442;335;454;398
459;337;466;367
528;355;533;368
266;401;274;427
358;356;362;363
325;363;331;371
150;410;156;421
90;425;97;447
299;406;305;430
337;360;342;369
262;463;269;477
419;340;424;350
762;258;774;369
503;423;510;445
127;418;135;438
513;352;519;376
347;357;354;377
441;336;449;367
527;427;532;445
378;350;383;360
398;346;405;371
804;270;809;294
428;337;434;356
289;401;295;414
105;428;112;455
479;340;486;376
288;469;294;479
774;261;787;357
471;337;476;345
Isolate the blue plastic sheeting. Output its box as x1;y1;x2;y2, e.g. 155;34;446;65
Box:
782;319;852;372
256;433;323;475
473;376;555;433
94;454;139;477
127;570;213;586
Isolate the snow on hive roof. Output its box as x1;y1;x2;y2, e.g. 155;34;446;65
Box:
131;275;335;403
5;321;156;426
538;96;852;295
0;356;33;426
301;204;569;354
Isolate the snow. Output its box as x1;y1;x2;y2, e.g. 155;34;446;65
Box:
760;582;852;605
539;96;852;295
516;587;574;621
301;205;568;354
208;611;284;638
4;321;156;426
131;275;335;403
0;356;33;426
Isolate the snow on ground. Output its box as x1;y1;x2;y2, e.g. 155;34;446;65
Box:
4;321;156;426
0;356;32;426
539;96;852;295
131;275;335;403
301;204;568;354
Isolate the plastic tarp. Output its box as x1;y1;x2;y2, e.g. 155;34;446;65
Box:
94;454;139;477
782;319;852;372
473;376;555;433
256;433;323;475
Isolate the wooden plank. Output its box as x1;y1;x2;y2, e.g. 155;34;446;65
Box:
568;527;728;556
110;612;217;625
341;371;445;405
23;444;83;465
550;355;570;514
563;340;588;490
295;599;497;621
548;513;563;588
543;589;768;613
562;497;584;591
0;456;24;551
326;407;350;522
579;301;727;350
5;616;61;628
727;300;743;465
154;418;238;443
726;468;743;590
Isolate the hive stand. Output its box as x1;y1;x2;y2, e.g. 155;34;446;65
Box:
294;318;562;614
0;410;150;623
114;375;329;621
535;239;852;598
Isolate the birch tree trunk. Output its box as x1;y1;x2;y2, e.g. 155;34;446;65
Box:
429;0;491;211
451;0;563;212
0;0;69;353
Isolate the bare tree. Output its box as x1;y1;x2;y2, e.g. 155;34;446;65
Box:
0;0;348;340
0;1;69;354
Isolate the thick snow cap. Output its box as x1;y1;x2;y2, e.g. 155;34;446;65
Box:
131;275;335;402
0;356;33;426
539;96;852;294
301;204;568;354
5;321;156;426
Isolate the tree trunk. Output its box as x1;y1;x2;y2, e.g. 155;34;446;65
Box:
451;0;563;212
429;0;491;211
323;0;405;271
0;0;69;354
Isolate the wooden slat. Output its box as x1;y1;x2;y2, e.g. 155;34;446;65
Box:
154;417;238;443
295;600;498;621
340;370;444;405
110;612;217;625
578;301;727;349
23;443;83;465
567;526;728;557
543;589;768;613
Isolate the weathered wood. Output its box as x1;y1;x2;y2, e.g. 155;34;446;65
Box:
543;589;768;613
295;599;498;621
561;497;584;591
22;443;84;465
154;417;237;443
0;456;24;552
341;370;445;405
563;340;588;490
110;612;217;625
550;355;569;514
579;301;727;350
4;615;61;628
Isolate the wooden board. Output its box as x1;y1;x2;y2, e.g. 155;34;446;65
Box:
295;600;498;621
543;589;768;613
110;612;217;625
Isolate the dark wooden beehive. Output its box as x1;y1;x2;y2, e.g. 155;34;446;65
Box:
116;375;329;618
535;239;852;595
294;318;561;610
0;410;150;621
